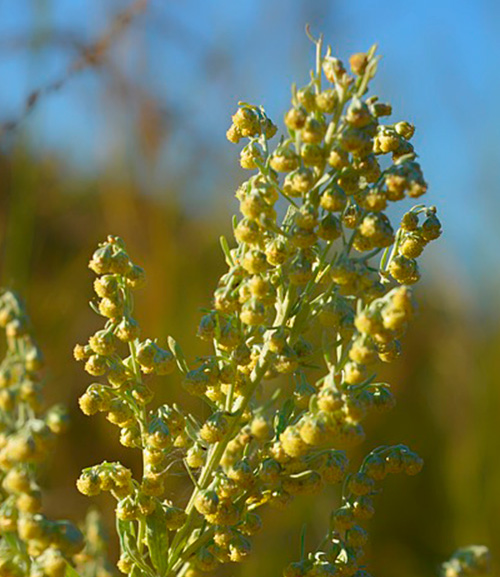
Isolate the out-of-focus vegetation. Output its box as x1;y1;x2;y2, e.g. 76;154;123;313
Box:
0;2;498;575
0;147;498;577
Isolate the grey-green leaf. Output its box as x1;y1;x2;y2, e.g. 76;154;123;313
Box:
146;507;169;577
168;336;189;374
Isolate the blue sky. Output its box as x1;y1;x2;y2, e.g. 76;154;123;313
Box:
1;0;500;302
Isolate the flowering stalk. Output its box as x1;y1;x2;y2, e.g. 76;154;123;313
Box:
0;290;84;577
74;35;490;577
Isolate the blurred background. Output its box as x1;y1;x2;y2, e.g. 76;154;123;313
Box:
0;1;499;576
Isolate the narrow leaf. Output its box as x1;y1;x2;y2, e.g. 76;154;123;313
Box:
167;336;189;374
89;301;101;315
220;235;234;266
145;508;169;577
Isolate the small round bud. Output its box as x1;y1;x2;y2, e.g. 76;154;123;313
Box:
270;147;300;173
125;264;146;289
388;255;420;284
345;525;369;547
154;348;175;375
395;121;415;140
280;426;308;458
194;490;219;516
240;298;267;326
94;275;119;298
115;316;140;342
259;458;281;484
232;107;260;137
317;386;343;413
352;496;375;520
226;124;242;143
288;253;313;286
76;471;101;496
319;451;348;484
242;249;268;275
363;453;387;481
421;212;442;241
120;426;141;448
346;99;372;128
73;344;90;361
240;143;264;170
343;361;366;385
347;472;375;496
302;116;326;144
299;414;330;446
265;238;289;266
331;506;355;531
284;167;316;197
98;294;125;319
349;53;368;76
200;412;229;444
164;505;187;530
108;249;132;275
25;346;44;371
399;232;426;258
285;107;307;130
250;416;273;442
327;146;350;170
89;329;117;356
79;384;110;415
226;454;251;482
401;211;419;231
378;340;402;363
136;339;158;370
323;57;346;83
316;89;337;113
317;214;342;241
296;87;316;111
17;513;46;541
401;451;424;475
116;497;139;521
89;245;113;275
234;218;261;245
141;475;164;497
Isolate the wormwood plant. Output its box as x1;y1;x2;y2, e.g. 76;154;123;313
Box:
0;291;84;576
0;35;490;577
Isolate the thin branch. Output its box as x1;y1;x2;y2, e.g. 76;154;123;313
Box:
0;0;149;138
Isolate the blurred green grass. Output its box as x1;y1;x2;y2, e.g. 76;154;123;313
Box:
0;147;497;577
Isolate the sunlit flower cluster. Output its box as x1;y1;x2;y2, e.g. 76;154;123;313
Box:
71;34;490;577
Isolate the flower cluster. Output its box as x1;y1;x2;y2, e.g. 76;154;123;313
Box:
73;36;490;577
286;445;423;577
0;290;84;577
74;236;192;577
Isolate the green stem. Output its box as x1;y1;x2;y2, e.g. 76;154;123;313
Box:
167;350;272;571
167;290;293;573
127;335;150;559
172;527;215;575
